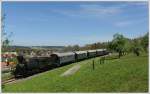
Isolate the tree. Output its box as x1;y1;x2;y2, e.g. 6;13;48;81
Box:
132;39;143;56
1;13;13;52
111;33;127;58
63;45;73;52
141;32;148;52
72;45;80;51
122;39;132;55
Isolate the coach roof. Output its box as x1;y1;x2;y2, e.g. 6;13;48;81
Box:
87;50;97;52
74;51;87;54
96;49;106;51
51;52;75;57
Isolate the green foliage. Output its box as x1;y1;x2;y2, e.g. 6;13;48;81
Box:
123;39;131;53
107;32;148;56
141;33;149;52
2;13;13;52
72;45;80;51
63;42;109;51
131;39;142;56
109;33;127;58
2;54;148;92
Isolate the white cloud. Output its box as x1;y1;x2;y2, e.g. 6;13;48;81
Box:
50;4;124;18
50;2;148;18
129;2;148;6
115;21;132;27
115;18;147;27
75;34;113;45
79;4;122;15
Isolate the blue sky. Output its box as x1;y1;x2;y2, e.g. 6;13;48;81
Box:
2;1;149;46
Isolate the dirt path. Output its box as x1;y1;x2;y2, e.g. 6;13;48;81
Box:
60;60;90;77
60;64;81;77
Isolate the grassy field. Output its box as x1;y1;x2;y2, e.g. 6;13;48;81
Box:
2;53;148;92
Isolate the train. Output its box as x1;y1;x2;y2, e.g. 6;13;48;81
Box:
13;49;109;77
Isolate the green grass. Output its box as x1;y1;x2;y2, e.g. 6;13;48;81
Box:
2;53;148;92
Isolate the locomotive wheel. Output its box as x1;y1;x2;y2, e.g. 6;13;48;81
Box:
56;63;61;67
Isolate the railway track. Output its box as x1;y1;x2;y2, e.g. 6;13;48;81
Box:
2;77;16;84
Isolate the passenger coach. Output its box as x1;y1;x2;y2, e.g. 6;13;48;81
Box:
51;52;75;66
96;49;106;56
74;51;87;61
87;50;97;58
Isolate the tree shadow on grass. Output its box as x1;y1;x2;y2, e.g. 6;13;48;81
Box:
105;55;119;60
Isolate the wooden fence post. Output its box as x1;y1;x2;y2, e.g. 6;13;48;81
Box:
92;60;95;70
102;57;104;64
99;58;101;64
103;56;105;64
101;56;105;64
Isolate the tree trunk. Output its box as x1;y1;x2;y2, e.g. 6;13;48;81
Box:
118;51;123;58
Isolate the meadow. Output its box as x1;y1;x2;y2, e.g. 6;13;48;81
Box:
2;53;148;92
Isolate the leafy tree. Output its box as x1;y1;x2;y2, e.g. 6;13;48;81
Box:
111;33;127;58
141;32;148;52
1;13;13;52
132;39;143;56
63;45;73;52
123;39;132;55
72;45;80;51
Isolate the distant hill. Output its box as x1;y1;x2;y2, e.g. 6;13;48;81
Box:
5;46;65;52
9;45;64;48
10;46;31;49
30;46;65;49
